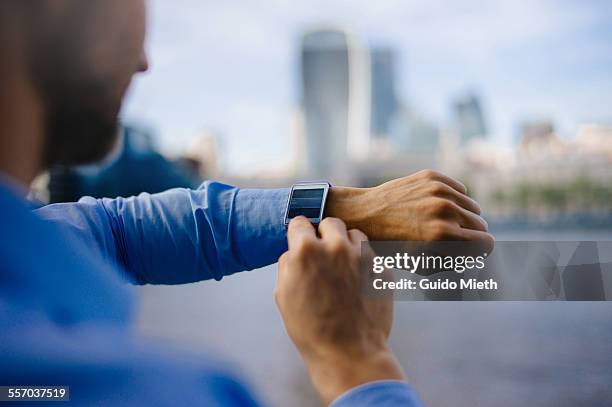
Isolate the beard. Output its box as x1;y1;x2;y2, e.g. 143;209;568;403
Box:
40;77;122;167
25;2;127;168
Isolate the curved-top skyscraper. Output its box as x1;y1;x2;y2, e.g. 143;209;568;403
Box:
300;28;370;180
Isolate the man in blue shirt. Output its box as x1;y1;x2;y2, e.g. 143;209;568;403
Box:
0;1;493;405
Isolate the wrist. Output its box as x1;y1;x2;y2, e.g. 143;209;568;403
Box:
305;347;406;405
325;186;370;232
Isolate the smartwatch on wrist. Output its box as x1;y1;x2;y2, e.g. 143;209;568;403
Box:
284;182;331;228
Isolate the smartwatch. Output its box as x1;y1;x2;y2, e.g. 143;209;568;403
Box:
284;182;331;228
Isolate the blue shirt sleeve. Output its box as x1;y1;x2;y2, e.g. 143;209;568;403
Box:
331;380;423;407
35;181;289;284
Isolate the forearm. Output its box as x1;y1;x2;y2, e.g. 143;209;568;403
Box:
36;182;289;284
35;181;375;285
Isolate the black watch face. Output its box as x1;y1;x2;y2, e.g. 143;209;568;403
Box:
287;187;326;221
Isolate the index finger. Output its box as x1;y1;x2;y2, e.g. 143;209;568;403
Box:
418;170;467;195
287;216;317;251
433;173;468;195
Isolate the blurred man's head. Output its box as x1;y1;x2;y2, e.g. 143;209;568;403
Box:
0;0;148;169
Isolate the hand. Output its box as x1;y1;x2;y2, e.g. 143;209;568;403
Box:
275;216;405;405
326;169;494;248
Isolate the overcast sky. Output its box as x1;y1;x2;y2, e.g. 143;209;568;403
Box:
122;0;612;174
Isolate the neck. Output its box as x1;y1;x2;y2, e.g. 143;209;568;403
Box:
0;74;45;187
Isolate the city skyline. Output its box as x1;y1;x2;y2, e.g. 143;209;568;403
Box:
122;0;612;174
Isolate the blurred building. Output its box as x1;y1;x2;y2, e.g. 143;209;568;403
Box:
453;93;487;143
182;130;221;179
576;124;612;161
370;47;398;140
518;120;564;158
289;108;307;176
300;28;370;181
520;120;555;143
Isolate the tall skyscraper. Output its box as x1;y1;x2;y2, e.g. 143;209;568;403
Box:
370;47;398;140
300;29;370;179
453;93;487;143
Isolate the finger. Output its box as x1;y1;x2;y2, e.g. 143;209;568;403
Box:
276;251;290;284
348;229;372;256
437;184;482;215
453;228;495;253
318;217;348;242
435;174;467;195
287;216;317;251
420;170;467;194
347;228;368;245
278;251;289;270
455;206;488;232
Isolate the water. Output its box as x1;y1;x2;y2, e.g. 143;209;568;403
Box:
136;230;612;406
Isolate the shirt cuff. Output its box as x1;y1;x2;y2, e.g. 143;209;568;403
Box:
231;188;289;271
330;380;423;407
